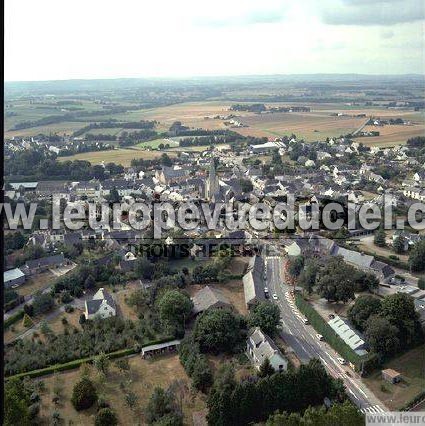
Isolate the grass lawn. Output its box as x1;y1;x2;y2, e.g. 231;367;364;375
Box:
17;271;55;297
36;354;206;425
137;138;178;149
362;345;425;410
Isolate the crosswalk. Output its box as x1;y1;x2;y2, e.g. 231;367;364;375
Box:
360;405;385;414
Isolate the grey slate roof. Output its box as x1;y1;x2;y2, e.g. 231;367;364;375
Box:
243;256;265;306
192;286;231;314
25;253;65;270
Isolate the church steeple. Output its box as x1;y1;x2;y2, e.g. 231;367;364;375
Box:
206;158;220;200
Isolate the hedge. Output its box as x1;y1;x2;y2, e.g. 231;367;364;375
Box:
6;336;174;380
4;310;24;330
295;294;368;371
399;390;425;411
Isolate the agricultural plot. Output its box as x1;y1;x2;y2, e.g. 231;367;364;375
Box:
58;146;177;166
354;124;425;147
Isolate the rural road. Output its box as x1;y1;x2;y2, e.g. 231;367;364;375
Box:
265;255;387;414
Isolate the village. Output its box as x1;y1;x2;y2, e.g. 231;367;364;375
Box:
3;114;425;424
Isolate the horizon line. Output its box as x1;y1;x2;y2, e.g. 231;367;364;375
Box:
5;72;425;84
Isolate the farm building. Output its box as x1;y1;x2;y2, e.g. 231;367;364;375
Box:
328;315;368;356
4;268;26;288
382;369;401;384
141;339;181;358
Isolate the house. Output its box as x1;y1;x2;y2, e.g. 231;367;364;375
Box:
85;288;116;320
328;315;368;356
243;255;266;308
382;369;401;384
4;268;26;288
191;286;233;315
22;253;67;276
246;327;288;372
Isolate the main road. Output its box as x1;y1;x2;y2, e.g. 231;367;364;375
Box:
265;255;387;414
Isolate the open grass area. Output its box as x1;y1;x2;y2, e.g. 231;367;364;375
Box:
137;138;179;149
362;345;425;410
36;354;206;425
17;271;55;297
58;146;177;166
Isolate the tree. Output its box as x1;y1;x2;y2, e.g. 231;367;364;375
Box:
352;271;379;293
239;178;253;193
157;290;193;330
348;296;382;332
393;235;406;254
136;257;155;280
364;315;400;357
380;293;422;346
93;352;110;376
298;258;318;294
84;274;96;290
288;256;304;277
4;379;31;426
248;302;280;336
145;387;182;425
32;291;54;315
95;408;118;426
266;401;364;426
258;358;275;378
418;278;425;290
374;227;386;247
71;377;97;411
193;309;243;354
22;313;34;328
191;355;213;392
409;240;425;272
316;257;355;303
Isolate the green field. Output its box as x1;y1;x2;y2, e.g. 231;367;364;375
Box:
362;345;425;410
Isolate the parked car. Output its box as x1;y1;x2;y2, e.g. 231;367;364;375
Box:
272;293;278;300
316;334;324;341
302;318;309;325
328;314;335;319
337;358;346;365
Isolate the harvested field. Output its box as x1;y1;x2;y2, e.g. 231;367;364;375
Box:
58;147;177;166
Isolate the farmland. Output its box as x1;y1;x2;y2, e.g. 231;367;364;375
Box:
58;146;178;167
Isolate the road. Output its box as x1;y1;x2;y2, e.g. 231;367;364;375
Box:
265;255;387;414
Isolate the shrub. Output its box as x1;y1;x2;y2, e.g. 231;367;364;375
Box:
28;403;40;419
22;313;33;328
95;408;118;426
64;305;74;313
71;377;97;411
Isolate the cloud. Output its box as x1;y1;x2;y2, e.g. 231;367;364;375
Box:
321;0;425;25
381;29;395;38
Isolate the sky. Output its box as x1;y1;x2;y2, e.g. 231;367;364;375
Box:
4;0;425;81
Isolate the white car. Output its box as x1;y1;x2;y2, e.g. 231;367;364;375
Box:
264;287;269;293
272;293;278;300
316;334;324;341
302;318;309;325
337;358;346;365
